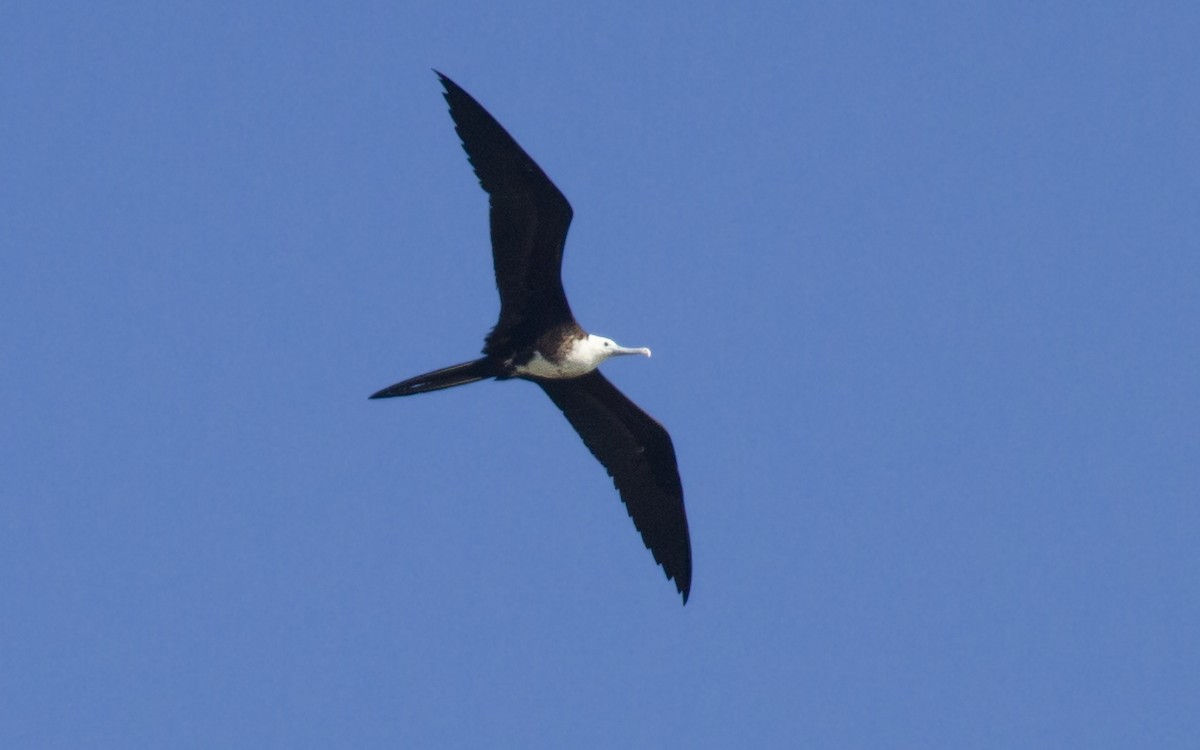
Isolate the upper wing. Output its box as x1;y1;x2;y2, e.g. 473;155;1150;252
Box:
537;372;692;603
437;72;576;354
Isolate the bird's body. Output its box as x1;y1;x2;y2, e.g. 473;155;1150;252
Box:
514;333;651;380
371;72;692;603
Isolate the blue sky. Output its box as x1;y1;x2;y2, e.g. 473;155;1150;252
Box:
3;2;1198;747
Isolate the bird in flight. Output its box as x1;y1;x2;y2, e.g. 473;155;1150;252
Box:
371;72;692;603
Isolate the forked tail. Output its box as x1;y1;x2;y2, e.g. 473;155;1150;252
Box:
369;358;495;399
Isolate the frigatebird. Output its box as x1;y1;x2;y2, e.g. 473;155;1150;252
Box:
371;72;692;603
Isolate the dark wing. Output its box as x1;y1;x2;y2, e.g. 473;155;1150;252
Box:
537;372;692;603
436;72;576;355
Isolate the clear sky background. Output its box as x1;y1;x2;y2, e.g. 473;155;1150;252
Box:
3;2;1198;747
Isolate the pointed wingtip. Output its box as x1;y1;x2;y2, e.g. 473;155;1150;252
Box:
433;69;457;92
676;569;691;605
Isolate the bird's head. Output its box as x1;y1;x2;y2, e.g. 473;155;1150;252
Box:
587;334;652;363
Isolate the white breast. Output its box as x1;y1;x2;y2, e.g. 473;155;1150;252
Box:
512;334;647;379
515;347;598;379
516;334;618;379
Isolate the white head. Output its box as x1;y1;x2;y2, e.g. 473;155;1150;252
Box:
586;334;652;363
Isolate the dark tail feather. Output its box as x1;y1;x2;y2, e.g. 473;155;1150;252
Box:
369;358;494;399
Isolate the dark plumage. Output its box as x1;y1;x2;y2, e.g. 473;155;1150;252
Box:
371;72;692;603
